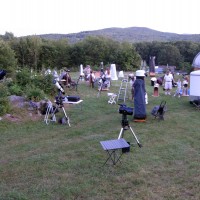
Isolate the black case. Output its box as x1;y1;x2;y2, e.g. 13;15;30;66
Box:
0;69;6;80
67;96;80;102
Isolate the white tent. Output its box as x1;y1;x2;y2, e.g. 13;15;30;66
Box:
190;70;200;101
110;64;118;80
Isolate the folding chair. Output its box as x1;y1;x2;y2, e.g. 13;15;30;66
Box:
107;93;117;104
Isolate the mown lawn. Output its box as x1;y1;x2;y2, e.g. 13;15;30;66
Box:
0;74;200;200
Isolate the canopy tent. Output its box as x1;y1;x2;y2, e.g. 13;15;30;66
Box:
192;52;200;69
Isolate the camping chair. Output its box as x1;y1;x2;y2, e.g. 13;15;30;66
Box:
151;100;167;120
69;75;81;91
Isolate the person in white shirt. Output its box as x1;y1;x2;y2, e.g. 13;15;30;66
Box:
163;70;174;95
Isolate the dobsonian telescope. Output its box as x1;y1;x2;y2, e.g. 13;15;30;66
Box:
118;104;142;148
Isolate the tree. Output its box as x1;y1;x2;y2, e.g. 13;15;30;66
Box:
117;42;141;71
157;44;182;66
0;39;17;76
3;32;15;41
26;36;42;71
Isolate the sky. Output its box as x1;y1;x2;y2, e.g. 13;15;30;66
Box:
1;0;200;37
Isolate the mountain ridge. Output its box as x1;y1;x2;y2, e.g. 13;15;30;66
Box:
36;27;200;43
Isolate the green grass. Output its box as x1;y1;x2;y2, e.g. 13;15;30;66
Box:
0;74;200;200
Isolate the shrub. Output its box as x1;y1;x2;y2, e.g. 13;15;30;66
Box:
15;69;31;87
8;84;23;96
0;83;10;115
25;86;45;101
31;74;55;95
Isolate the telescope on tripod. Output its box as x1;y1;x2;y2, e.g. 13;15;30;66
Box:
118;104;142;148
44;80;70;126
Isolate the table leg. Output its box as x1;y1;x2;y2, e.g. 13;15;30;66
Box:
102;150;123;166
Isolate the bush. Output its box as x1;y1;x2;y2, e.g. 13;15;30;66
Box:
31;74;55;95
8;84;23;96
15;69;31;87
0;83;10;115
24;86;45;101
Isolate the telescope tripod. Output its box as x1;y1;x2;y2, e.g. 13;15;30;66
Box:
97;81;103;97
44;95;71;126
118;114;142;148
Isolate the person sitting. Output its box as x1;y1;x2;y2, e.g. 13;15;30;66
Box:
105;67;111;87
83;65;91;81
182;77;189;96
87;70;96;88
62;69;72;87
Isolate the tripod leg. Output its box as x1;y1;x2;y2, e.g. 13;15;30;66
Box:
51;105;58;122
44;104;57;125
118;128;124;139
97;82;103;97
62;107;71;127
129;126;142;148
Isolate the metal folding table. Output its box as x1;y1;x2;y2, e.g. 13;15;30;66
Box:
100;138;130;166
63;99;83;110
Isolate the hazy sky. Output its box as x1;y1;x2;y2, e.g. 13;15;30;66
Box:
1;0;200;37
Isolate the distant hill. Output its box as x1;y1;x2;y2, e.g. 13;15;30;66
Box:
36;27;200;43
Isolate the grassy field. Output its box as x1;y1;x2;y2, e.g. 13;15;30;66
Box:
0;74;200;200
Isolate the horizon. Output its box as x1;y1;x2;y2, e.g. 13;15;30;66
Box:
7;26;199;38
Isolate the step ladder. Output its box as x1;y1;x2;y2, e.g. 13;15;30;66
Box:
117;77;129;102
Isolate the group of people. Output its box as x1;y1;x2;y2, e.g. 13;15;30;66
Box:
163;70;189;97
83;65;111;89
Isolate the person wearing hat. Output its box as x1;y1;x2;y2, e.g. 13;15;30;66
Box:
163;70;174;95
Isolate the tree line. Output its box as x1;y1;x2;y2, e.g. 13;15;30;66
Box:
1;32;200;76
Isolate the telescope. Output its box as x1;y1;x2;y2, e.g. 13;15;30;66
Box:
118;104;133;116
53;79;65;94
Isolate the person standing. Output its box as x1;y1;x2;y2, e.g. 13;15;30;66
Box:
163;70;174;95
174;79;182;97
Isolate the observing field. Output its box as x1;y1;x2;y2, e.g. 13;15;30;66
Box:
0;73;200;200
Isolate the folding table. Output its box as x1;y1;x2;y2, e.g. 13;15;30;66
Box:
100;138;130;166
63;99;83;110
